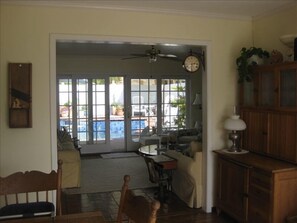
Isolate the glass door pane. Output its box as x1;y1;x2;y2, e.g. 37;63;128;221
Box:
58;78;73;133
259;71;274;106
280;69;296;107
77;79;89;142
92;79;106;143
161;79;186;130
130;79;157;141
243;81;255;106
109;77;125;150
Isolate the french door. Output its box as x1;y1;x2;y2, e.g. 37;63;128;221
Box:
129;79;158;144
57;76;188;154
58;76;126;153
127;77;188;150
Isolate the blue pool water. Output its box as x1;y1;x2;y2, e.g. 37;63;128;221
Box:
60;119;146;139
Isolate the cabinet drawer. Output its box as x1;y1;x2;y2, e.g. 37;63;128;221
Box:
249;185;270;202
248;196;270;223
250;170;271;189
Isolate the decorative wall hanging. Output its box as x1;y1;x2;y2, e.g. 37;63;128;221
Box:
8;63;32;128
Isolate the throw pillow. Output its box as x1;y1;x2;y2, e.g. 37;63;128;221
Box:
183;141;202;158
140;126;150;136
57;129;75;150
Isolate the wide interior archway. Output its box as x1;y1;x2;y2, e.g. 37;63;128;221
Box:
49;34;212;212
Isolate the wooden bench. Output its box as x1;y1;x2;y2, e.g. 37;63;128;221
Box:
0;160;62;220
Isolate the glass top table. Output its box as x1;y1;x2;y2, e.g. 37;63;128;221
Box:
138;144;167;156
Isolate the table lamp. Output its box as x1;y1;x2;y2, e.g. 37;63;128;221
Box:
224;115;246;152
193;93;202;109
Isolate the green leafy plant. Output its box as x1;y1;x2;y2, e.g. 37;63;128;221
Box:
111;102;119;107
236;47;270;83
116;104;123;111
170;86;186;128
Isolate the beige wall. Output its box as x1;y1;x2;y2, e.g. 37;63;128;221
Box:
253;5;297;57
0;3;254;210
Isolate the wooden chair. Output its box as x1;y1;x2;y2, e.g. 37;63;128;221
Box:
143;156;168;202
117;175;160;223
0;160;62;220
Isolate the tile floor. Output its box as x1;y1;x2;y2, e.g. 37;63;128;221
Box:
62;187;236;223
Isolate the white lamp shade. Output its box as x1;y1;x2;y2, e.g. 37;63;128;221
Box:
280;34;297;48
193;93;201;105
224;115;246;131
194;121;199;129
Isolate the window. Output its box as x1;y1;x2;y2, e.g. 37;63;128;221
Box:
161;78;187;130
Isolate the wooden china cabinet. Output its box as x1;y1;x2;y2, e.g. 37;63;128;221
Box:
215;61;297;223
240;61;297;163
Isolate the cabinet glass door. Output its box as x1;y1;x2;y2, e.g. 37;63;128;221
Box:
242;82;255;106
280;68;296;107
259;71;274;107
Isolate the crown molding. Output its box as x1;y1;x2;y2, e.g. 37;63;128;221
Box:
0;0;253;21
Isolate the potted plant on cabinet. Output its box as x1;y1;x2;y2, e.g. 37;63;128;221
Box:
236;47;270;83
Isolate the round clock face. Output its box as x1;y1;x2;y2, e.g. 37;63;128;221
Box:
184;55;200;73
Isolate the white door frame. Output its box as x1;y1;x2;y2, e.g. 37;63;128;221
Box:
49;34;213;212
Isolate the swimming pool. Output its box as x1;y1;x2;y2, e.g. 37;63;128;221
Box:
60;119;146;140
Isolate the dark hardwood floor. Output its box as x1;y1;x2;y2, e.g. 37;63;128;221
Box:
62;187;236;222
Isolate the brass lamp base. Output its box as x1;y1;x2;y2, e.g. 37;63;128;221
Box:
228;131;242;153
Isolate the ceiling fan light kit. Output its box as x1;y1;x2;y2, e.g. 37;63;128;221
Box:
149;55;157;63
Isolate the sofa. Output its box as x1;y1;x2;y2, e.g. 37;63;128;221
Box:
171;128;201;144
164;141;202;208
57;129;81;188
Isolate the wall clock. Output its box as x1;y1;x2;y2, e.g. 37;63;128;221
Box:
183;55;200;73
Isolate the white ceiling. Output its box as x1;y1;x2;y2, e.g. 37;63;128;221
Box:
1;0;296;20
56;41;204;62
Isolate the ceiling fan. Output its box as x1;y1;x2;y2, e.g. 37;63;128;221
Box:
122;45;179;63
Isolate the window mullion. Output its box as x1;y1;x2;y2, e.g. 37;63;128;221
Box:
72;78;78;137
88;78;94;143
56;78;60;130
157;77;162;132
106;77;110;142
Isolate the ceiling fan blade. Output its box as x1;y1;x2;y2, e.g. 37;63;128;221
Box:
158;53;178;58
121;54;147;60
159;57;183;62
130;53;148;57
122;56;145;60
